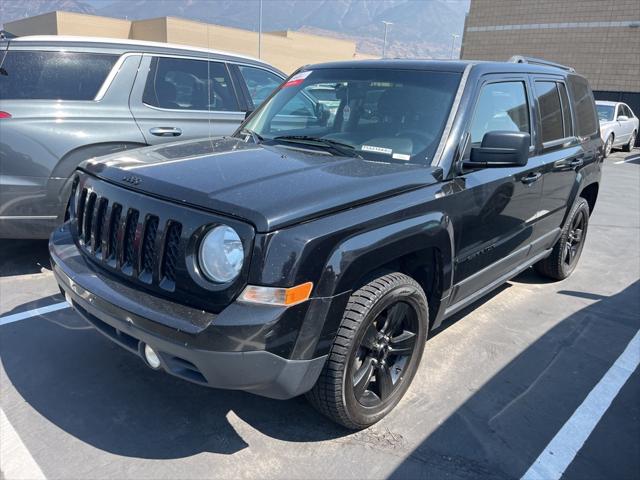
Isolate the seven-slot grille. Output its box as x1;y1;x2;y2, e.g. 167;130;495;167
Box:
75;186;181;290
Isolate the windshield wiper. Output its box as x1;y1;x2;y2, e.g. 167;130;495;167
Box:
239;128;264;144
272;135;362;158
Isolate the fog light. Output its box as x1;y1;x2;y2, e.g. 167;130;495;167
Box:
144;344;161;369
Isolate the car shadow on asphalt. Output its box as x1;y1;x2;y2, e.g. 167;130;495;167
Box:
2;280;638;469
0;239;51;277
1;293;350;459
389;280;640;479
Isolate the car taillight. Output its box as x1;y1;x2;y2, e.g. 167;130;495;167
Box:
0;111;11;119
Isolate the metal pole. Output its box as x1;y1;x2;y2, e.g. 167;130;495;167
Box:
450;34;460;59
382;21;393;58
258;0;263;59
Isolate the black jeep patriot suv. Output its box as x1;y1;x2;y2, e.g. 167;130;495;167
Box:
50;57;602;429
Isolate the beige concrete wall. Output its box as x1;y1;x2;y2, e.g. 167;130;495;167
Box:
461;0;640;93
5;11;374;74
162;17;366;72
129;17;167;43
3;12;58;36
55;11;131;39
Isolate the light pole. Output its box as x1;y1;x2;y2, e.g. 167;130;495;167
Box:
382;21;393;58
258;0;263;59
450;33;460;59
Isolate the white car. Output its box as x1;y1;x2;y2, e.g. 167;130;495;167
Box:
596;101;638;157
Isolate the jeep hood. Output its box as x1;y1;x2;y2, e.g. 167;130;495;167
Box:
81;137;441;232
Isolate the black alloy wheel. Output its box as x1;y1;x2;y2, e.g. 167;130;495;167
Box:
534;197;590;280
351;301;418;407
564;207;587;269
307;272;428;429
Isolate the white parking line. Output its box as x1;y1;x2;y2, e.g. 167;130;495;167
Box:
614;155;640;164
0;302;69;326
522;329;640;480
0;408;46;480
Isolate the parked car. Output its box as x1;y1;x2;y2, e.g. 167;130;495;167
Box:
596;100;638;157
0;35;285;239
50;56;602;429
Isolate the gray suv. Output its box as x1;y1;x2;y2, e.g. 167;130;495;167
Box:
0;35;285;238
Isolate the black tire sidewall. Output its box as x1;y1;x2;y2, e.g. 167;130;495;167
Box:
559;199;590;278
342;281;428;427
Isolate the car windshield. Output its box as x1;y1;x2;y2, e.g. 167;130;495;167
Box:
239;68;461;164
597;104;615;122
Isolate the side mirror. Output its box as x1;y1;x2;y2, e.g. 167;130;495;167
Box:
617;115;629;122
465;131;530;168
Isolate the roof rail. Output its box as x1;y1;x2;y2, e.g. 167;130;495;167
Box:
508;55;575;72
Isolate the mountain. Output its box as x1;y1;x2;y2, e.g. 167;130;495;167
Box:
1;0;469;59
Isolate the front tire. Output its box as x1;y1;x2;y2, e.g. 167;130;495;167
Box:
534;197;590;280
604;134;614;158
623;130;636;152
307;272;428;429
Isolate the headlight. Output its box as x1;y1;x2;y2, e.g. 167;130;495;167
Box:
198;225;244;283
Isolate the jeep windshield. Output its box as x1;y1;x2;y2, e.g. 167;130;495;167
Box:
239;68;461;164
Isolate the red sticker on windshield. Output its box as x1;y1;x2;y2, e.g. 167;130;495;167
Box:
283;70;312;88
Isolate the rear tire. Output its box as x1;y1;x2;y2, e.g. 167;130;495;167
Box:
307;272;428;429
534;197;590;280
623;130;636;152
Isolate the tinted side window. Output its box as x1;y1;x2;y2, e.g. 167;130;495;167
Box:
470;81;530;144
238;65;282;108
568;75;598;137
535;81;564;143
558;82;573;137
0;51;118;100
143;57;238;111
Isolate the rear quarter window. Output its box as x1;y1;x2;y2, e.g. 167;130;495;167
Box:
568;75;598;137
0;50;118;101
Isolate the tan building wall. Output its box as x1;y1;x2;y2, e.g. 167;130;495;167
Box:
4;11;376;74
2;12;59;37
461;0;640;93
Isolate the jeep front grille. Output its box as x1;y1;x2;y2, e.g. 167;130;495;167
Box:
75;187;182;291
69;173;252;313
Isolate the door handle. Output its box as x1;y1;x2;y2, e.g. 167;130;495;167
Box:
149;127;182;137
570;158;584;169
521;172;542;185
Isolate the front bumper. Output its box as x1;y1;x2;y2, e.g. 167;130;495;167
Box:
49;225;331;399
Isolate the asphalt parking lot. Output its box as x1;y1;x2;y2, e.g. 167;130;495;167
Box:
1;149;639;480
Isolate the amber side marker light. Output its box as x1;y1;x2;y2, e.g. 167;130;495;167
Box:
239;282;314;306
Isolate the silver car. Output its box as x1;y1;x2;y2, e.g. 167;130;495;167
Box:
596;100;639;157
0;35;285;238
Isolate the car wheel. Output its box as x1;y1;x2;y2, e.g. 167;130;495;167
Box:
534;197;590;280
604;134;614;157
306;272;428;429
623;130;636;152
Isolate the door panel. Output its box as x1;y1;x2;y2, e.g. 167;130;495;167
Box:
129;56;245;145
619;105;634;142
449;158;543;304
532;79;582;243
449;77;543;304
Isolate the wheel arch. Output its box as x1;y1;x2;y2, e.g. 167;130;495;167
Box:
51;141;149;181
579;182;599;215
314;211;454;327
51;141;149;220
